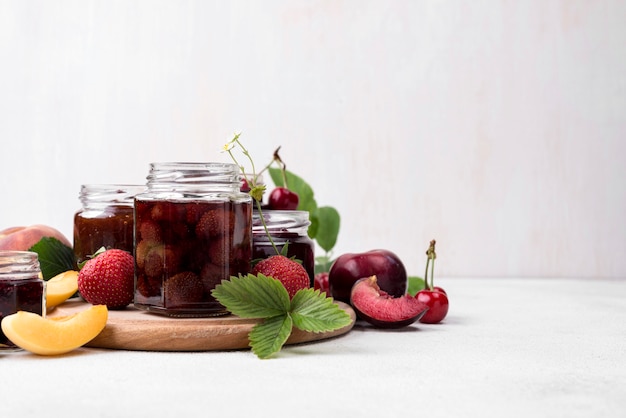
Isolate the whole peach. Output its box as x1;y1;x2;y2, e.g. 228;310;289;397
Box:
0;224;72;251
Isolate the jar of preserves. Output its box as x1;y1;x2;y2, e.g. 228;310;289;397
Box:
73;184;145;264
0;251;45;351
253;210;315;286
134;162;252;317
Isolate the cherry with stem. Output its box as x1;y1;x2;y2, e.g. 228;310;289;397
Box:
416;240;449;324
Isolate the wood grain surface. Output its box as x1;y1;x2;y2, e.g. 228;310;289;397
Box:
50;299;356;352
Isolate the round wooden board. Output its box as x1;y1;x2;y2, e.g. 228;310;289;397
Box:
50;300;356;352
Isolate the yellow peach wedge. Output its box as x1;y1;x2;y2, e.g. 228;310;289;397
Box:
46;270;79;309
1;305;108;355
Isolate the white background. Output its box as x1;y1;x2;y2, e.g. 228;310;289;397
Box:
1;0;624;279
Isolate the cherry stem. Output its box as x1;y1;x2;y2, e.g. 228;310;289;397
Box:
423;254;431;291
423;239;437;290
273;146;289;189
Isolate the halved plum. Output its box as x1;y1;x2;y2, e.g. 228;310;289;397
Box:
350;275;428;329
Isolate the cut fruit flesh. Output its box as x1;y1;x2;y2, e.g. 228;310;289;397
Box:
45;270;79;309
1;305;108;355
350;275;428;329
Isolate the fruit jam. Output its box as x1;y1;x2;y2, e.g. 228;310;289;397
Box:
0;251;44;350
253;210;315;286
133;162;252;317
73;185;145;264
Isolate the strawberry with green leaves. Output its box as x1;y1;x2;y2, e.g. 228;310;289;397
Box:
212;273;352;359
77;248;135;309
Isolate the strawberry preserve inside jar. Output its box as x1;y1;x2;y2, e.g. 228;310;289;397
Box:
0;251;45;351
133;162;252;317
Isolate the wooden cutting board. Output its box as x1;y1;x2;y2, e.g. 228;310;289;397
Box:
50;300;356;352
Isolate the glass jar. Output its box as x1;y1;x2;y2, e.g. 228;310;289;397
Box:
253;210;315;286
0;251;45;351
73;184;145;264
133;162;252;317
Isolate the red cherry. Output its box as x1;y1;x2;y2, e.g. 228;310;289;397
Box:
416;289;449;324
268;187;299;210
314;272;329;294
240;178;250;193
432;286;447;295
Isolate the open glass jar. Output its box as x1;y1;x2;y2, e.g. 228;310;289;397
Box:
133;162;252;317
252;210;315;286
73;184;145;264
0;251;45;351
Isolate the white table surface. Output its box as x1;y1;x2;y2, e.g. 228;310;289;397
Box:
3;277;625;418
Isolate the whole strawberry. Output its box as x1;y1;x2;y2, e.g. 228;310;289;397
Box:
252;255;309;298
78;249;135;309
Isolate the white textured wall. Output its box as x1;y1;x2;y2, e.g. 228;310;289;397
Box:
1;0;624;278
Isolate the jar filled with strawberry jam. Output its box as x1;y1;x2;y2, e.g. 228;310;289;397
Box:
73;184;145;265
134;162;252;317
253;210;315;286
0;251;45;351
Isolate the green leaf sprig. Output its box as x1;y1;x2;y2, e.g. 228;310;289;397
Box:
212;273;352;359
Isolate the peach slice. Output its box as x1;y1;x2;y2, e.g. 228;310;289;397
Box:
46;270;79;309
1;305;108;355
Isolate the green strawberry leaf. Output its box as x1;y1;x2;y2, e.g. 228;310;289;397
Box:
408;276;426;296
29;237;77;280
212;272;354;359
311;206;340;252
290;288;352;333
249;314;293;359
268;167;317;213
211;274;290;318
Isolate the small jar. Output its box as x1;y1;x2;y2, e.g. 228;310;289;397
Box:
134;162;252;317
253;210;315;286
0;251;45;351
73;184;145;264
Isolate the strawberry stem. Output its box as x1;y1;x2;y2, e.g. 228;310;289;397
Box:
255;199;280;255
224;133;281;256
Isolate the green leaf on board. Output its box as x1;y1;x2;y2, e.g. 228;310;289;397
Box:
290;288;352;332
211;273;354;359
249;314;293;359
211;274;290;319
29;237;77;280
